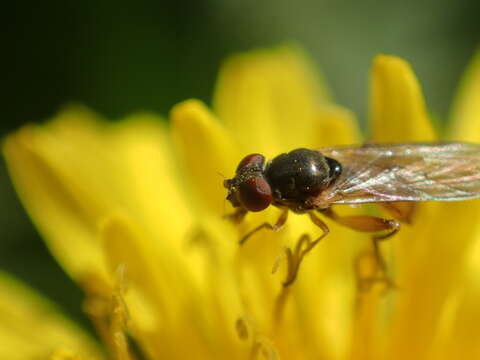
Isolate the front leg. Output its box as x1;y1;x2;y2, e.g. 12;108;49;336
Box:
224;208;248;224
239;208;289;245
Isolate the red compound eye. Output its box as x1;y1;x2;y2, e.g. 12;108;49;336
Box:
237;154;265;173
239;176;272;212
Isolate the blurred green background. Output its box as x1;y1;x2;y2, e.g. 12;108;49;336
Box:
1;0;479;327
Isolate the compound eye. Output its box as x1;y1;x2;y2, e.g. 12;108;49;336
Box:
237;154;265;173
239;176;272;212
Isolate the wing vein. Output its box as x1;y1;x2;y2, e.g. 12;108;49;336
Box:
319;143;480;204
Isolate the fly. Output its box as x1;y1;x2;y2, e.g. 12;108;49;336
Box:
224;144;480;285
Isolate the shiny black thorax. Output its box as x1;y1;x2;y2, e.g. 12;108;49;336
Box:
265;148;341;211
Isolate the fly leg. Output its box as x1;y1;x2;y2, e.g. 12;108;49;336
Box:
371;225;399;273
320;207;400;290
224;208;248;224
381;202;416;224
281;211;330;286
239;208;289;245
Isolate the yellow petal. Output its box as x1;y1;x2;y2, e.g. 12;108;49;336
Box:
171;99;240;215
2;116;110;282
107;114;194;246
287;218;364;359
101;213;246;359
383;51;480;354
380;50;480;359
430;245;480;360
3;107;192;290
0;271;101;359
386;201;480;359
378;55;480;355
102;213;197;358
438;286;480;360
313;105;362;146
449;51;480;141
214;45;330;155
370;55;436;142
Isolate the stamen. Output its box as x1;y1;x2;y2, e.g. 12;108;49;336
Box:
250;338;279;360
271;247;287;275
235;317;250;341
187;225;219;266
354;247;397;295
273;286;291;329
272;234;318;329
187;226;209;248
235;317;279;360
81;265;134;360
110;265;131;360
49;348;83;360
282;234;317;286
81;273;112;349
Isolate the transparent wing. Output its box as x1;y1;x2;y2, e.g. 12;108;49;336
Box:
318;143;480;204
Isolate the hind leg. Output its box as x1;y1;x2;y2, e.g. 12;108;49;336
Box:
320;207;400;289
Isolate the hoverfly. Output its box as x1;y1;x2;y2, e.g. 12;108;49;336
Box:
224;143;480;285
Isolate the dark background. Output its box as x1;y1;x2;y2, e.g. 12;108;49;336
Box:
1;0;479;327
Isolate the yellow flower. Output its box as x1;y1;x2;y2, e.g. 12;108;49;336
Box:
2;46;480;359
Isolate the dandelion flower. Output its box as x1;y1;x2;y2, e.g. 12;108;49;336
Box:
3;47;480;359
